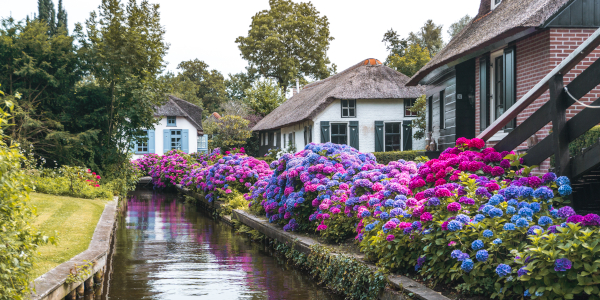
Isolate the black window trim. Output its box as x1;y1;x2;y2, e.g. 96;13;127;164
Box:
330;123;348;145
384;122;402;152
404;98;418;117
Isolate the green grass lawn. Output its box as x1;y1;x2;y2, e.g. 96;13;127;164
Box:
29;192;111;279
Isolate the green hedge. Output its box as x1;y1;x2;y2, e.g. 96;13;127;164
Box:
372;150;425;165
569;125;600;155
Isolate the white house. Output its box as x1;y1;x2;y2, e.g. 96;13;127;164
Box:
132;95;207;159
252;58;427;156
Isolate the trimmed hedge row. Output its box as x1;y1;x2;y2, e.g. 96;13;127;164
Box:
372;150;425;165
570;125;600;155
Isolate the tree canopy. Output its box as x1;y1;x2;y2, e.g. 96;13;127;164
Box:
448;14;472;40
387;43;431;78
236;0;334;90
244;79;287;117
407;19;444;57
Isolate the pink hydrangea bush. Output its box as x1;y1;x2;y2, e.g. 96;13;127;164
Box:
131;153;160;176
246;143;377;236
182;153;272;202
148;150;194;188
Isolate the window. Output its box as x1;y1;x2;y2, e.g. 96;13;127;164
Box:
494;55;504;121
265;132;269;146
287;133;295;147
268;132;274;146
486;48;516;130
304;126;313;145
439;90;445;129
331;123;347;145
167;116;176;127
385;123;401;151
136;130;148;153
491;0;502;9
197;135;207;149
404;99;417;117
341;100;356;118
170;130;182;150
283;134;286;148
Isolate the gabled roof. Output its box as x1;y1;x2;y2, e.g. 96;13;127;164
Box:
252;59;426;131
155;95;203;131
407;0;571;86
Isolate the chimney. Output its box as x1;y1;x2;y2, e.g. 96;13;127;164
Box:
476;0;491;18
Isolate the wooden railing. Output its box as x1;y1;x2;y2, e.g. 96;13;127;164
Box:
477;27;600;179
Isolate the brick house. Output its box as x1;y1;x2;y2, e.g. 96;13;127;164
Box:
407;0;600;172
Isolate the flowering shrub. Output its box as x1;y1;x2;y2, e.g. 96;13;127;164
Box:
181;153;272;203
246;143;377;241
31;166;113;199
355;138;597;299
148;150;194;188
131;153;160;176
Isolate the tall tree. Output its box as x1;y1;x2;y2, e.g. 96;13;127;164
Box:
37;0;56;34
176;59;227;113
160;72;201;106
408;19;444;57
382;28;409;64
225;71;255;101
387;43;431;77
447;14;472;40
244;79;286;117
56;0;68;33
75;0;168;174
0;18;82;163
236;0;334;90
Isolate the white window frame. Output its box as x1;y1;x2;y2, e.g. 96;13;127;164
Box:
489;49;504;123
491;0;502;10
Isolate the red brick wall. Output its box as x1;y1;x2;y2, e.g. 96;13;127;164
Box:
474;28;600;175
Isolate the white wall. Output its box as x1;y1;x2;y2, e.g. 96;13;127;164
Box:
313;99;425;153
132;116;199;159
280;120;313;151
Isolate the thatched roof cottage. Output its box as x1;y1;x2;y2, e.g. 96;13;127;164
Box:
253;58;426;156
132;95;206;158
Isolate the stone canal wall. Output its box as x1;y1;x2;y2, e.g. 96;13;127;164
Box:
30;196;121;300
176;185;450;300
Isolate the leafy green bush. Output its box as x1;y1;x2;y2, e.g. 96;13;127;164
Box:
30;166;114;199
569;125;600;156
372;150;425;165
0;91;52;299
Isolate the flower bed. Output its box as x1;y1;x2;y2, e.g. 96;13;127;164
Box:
133;139;600;299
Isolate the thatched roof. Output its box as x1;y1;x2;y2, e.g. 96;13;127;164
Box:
252;59;426;131
155;95;203;131
407;0;570;85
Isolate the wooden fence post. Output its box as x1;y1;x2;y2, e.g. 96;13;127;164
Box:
550;73;570;177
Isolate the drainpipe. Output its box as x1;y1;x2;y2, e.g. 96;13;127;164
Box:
296;78;300;94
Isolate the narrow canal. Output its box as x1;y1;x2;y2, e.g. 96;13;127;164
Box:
102;189;341;300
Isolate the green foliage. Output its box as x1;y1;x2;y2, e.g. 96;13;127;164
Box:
318;212;356;243
447;14;472;40
568;125;600;156
0;90;52;300
387;43;431;77
407;19;444;57
220;192;250;216
274;242;387;300
37;0;68;35
30;170;113;200
160;72;201;106
65;260;93;284
409;95;427;140
74;0;168;175
372;150;425;165
382;28;409;63
244;79;287;116
236;0;334;89
211;115;252;151
225;71;256;101
175;59;227;112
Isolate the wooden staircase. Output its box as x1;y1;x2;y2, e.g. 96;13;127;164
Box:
477;28;600;212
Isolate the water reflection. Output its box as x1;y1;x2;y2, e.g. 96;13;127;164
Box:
104;190;340;300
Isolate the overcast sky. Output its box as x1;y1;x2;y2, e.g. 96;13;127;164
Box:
6;0;481;78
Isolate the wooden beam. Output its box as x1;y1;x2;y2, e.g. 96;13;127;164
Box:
550;74;570;177
478;27;600;141
571;141;600;180
522;96;600;167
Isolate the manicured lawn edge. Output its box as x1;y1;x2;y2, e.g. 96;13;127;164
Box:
176;185;450;300
30;196;120;300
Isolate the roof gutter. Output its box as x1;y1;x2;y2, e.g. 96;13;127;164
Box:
408;27;537;86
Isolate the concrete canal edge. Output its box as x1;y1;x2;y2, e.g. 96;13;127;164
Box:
176;185;450;300
30;196;121;300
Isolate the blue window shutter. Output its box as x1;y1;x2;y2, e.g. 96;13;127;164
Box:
182;129;189;153
163;129;170;154
148;130;155;153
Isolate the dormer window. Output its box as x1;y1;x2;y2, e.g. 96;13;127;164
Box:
491;0;502;10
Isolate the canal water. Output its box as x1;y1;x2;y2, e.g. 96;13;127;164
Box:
103;189;341;300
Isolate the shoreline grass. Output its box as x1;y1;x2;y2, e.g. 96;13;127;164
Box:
29;192;110;279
